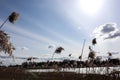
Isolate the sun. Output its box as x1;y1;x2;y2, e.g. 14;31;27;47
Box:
79;0;104;16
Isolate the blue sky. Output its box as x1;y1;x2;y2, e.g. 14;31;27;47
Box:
0;0;120;64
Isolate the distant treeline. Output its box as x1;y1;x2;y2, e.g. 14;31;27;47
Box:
19;58;120;69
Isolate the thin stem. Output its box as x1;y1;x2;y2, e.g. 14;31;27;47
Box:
0;17;8;29
51;52;55;61
80;39;86;61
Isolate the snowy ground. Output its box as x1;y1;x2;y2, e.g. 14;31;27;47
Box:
29;66;120;74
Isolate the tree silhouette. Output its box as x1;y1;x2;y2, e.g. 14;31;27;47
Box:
27;57;38;62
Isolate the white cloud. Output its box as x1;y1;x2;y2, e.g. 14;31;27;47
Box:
101;23;116;33
92;23;120;59
48;43;56;49
21;46;29;51
93;23;120;39
105;30;120;39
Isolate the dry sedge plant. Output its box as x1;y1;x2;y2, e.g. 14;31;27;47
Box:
0;30;15;56
8;12;19;24
92;38;97;46
0;12;19;56
52;46;64;60
0;12;19;29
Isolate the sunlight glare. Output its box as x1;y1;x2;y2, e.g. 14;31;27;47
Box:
80;0;104;16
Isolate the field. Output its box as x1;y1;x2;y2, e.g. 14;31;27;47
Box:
0;67;120;80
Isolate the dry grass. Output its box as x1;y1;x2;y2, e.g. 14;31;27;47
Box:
0;67;119;80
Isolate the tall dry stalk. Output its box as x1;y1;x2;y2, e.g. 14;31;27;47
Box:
0;12;19;29
0;12;19;59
